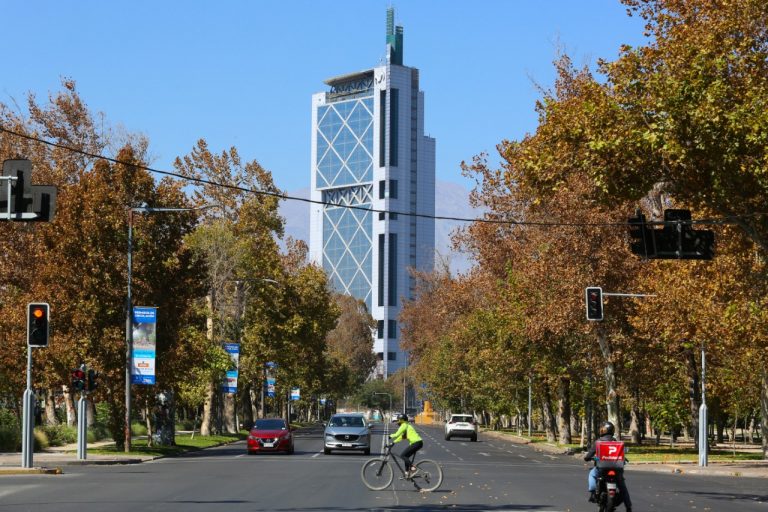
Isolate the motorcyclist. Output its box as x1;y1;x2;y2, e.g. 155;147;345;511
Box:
583;421;632;511
389;413;423;478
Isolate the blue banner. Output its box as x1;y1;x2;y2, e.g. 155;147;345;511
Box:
291;387;300;401
131;307;157;385
222;343;240;393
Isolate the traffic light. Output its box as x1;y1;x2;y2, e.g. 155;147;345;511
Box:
87;369;99;392
27;303;50;347
71;367;85;392
585;287;604;321
627;212;656;258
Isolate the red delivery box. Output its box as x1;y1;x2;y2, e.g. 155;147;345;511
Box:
595;441;625;468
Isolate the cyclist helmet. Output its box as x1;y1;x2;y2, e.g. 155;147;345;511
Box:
599;421;615;436
397;413;409;423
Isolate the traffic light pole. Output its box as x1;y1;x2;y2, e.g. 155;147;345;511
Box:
21;346;35;468
77;393;87;460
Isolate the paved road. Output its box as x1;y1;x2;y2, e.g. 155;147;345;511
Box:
0;423;765;511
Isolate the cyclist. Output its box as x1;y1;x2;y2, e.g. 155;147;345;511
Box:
389;413;423;478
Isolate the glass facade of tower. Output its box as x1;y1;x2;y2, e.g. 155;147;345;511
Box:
316;95;375;311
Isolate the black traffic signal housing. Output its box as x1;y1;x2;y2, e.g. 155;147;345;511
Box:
27;303;50;347
585;287;604;321
656;209;715;260
87;369;99;392
72;367;86;392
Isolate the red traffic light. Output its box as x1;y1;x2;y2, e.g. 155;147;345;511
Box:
27;302;50;347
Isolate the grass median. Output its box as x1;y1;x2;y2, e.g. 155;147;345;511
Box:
88;432;247;458
489;430;764;463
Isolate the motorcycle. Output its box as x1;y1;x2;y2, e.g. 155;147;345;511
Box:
591;440;628;512
594;465;626;512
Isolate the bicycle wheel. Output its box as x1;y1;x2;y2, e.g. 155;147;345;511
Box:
413;459;443;492
361;458;394;490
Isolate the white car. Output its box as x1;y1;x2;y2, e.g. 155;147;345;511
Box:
445;414;478;441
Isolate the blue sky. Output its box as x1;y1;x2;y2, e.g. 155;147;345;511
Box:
3;1;646;201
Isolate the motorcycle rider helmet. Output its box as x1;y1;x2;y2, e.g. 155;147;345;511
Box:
397;413;409;423
599;421;615;436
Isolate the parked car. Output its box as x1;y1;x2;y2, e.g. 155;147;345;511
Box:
445;413;478;441
324;413;371;455
247;418;294;454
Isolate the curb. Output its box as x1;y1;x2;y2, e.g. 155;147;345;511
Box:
0;466;62;475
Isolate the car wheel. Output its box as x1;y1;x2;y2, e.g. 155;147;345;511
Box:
324;447;331;455
287;444;295;455
471;434;477;442
445;434;451;441
363;448;370;455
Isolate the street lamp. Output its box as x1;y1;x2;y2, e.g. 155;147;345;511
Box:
124;205;208;452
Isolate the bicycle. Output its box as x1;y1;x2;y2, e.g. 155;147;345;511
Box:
360;441;443;492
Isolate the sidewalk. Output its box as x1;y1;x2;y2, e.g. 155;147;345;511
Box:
481;429;768;479
0;440;156;475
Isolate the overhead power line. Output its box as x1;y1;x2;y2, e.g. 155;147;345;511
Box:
0;125;758;228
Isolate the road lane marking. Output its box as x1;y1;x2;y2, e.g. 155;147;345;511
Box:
479;452;490;457
312;452;321;458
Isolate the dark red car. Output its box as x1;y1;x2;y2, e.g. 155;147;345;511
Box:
247;418;295;454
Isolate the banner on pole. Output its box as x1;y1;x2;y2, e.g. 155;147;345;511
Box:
222;343;240;393
131;307;157;385
291;387;300;401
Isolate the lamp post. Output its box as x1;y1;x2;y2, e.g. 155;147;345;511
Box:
125;205;203;452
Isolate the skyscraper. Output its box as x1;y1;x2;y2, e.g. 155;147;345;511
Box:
309;8;435;378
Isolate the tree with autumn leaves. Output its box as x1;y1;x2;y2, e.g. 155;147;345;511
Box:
402;0;768;457
0;81;363;449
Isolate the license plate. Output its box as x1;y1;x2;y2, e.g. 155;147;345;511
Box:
342;443;353;447
263;442;274;448
607;483;617;490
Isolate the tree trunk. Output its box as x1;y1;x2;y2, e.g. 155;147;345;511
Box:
145;402;153;447
684;347;701;450
242;386;254;430
200;379;215;436
45;389;59;426
596;328;620;428
223;393;237;433
541;384;558;443
201;291;216;436
761;367;768;459
630;404;642;445
557;377;572;444
63;385;76;426
87;399;96;427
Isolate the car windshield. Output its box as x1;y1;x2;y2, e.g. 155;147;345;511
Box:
330;416;364;427
453;416;473;423
254;419;287;430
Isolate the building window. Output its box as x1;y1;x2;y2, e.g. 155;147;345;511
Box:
388;352;397;361
379;180;386;199
376;352;384;361
379;90;386;167
390;212;398;220
377;320;384;339
388;233;397;306
379;212;385;220
378;234;385;307
388;319;397;339
390;180;398;199
390;88;399;166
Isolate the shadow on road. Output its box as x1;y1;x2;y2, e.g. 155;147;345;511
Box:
684;490;768;503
